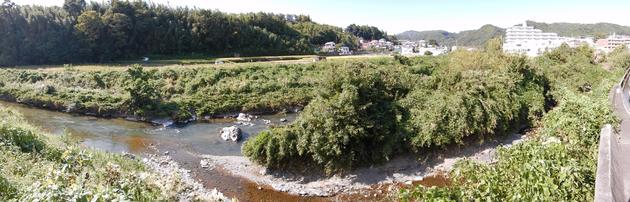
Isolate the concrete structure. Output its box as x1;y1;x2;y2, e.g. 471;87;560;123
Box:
503;22;567;56
565;37;595;48
418;47;447;56
401;46;415;55
596;69;630;202
596;34;630;53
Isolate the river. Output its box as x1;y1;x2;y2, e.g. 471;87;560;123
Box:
1;100;467;201
0;101;338;201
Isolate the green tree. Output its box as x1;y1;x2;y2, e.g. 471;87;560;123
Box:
63;0;86;19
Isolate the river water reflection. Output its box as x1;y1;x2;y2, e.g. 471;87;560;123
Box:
0;101;296;156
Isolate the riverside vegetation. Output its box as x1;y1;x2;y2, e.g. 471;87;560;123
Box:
243;39;551;173
1;41;629;201
399;45;629;201
0;106;228;201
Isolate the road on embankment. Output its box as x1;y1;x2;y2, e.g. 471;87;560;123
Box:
595;72;630;201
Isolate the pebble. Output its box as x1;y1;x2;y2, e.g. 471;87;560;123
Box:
257;186;263;190
200;160;210;168
164;151;170;155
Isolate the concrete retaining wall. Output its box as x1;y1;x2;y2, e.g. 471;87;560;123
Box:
595;124;630;202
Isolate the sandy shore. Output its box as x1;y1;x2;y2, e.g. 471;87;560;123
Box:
198;133;528;197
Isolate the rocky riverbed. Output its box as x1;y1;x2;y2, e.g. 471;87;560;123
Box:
197;132;528;197
142;154;231;201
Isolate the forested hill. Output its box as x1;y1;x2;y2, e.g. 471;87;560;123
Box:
526;21;630;38
397;21;630;47
0;0;387;66
396;25;505;47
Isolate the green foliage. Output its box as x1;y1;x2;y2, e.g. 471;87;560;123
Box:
608;45;630;69
401;53;548;149
0;1;368;66
396;24;505;47
63;0;85;18
400;45;622;201
0;176;17;200
125;65;160;112
345;24;388;40
243;49;551;173
527;20;630;38
0;61;333;121
244;64;409;173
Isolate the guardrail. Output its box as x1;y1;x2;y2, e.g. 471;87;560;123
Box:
595;68;630;202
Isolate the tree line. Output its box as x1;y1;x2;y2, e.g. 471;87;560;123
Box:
0;0;378;66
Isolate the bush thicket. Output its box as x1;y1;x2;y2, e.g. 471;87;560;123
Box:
399;45;621;201
243;47;552;173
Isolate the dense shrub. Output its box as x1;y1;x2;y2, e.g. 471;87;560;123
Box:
401;56;548;149
243;50;551;173
244;64;410;173
608;45;630;69
125;65;161;115
0;61;334;120
400;45;621;201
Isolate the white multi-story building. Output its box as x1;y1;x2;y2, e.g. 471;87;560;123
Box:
596;34;630;53
503;22;567;56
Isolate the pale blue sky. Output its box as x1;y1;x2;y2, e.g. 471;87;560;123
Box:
13;0;630;33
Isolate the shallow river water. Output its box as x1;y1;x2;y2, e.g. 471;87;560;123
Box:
1;100;296;156
0;101;337;201
2;101;453;201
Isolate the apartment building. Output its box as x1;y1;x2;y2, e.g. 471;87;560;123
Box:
503;22;566;56
596;34;630;53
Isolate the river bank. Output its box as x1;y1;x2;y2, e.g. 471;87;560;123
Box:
199;132;528;197
0;99;532;201
0;92;303;126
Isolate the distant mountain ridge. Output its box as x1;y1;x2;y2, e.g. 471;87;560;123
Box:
525;21;630;38
396;21;630;47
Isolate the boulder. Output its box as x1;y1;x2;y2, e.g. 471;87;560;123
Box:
280;118;288;122
236;113;252;122
220;126;242;142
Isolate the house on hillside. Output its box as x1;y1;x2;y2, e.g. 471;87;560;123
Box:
323;42;336;53
339;46;351;55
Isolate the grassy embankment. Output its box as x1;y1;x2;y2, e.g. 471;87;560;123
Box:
0;106;227;201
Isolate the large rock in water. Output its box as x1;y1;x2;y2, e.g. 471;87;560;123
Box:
236;113;252;122
220;126;242;142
